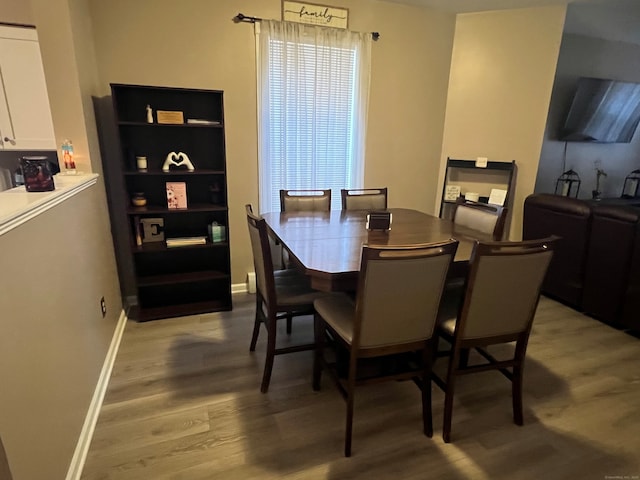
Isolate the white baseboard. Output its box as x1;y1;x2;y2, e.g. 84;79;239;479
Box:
65;308;128;480
232;282;248;294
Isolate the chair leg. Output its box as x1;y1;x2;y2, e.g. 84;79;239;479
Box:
260;314;277;393
443;348;460;443
249;297;262;352
512;363;524;426
512;340;527;425
459;348;470;368
344;367;356;457
421;344;433;438
313;313;324;391
286;314;293;334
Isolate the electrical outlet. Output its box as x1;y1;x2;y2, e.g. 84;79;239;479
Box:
100;297;107;318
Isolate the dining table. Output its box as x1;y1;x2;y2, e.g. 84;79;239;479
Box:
262;208;489;292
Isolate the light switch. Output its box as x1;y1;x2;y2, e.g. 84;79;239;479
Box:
476;157;488;168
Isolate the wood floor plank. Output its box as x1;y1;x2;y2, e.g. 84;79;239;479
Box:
81;294;640;480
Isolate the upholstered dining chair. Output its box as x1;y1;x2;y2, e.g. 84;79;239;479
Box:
246;204;326;393
452;198;507;241
280;189;331;212
433;237;557;443
446;199;509;289
341;188;388;210
313;239;459;456
279;189;331;269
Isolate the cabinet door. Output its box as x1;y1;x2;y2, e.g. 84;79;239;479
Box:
0;27;56;150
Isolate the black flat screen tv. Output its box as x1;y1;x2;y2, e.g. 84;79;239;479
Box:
559;77;640;143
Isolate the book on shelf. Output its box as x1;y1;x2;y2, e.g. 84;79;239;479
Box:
186;118;221;125
166;182;187;209
166;236;207;247
133;215;142;246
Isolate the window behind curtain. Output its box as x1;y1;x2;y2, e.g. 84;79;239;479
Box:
257;20;371;212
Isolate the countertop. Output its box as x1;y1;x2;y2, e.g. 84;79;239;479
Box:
0;173;99;236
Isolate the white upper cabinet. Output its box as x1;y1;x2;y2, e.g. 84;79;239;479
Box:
0;26;56;150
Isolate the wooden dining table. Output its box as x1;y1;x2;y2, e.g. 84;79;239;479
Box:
262;208;488;292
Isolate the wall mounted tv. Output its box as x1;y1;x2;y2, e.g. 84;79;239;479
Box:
559;77;640;143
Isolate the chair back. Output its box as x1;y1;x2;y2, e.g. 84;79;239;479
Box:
453;200;507;240
246;204;277;307
280;189;331;212
457;238;556;341
341;188;388;210
353;240;458;349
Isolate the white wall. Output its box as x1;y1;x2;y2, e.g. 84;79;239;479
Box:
438;6;566;240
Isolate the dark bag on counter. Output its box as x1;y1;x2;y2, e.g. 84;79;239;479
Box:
20;156;55;192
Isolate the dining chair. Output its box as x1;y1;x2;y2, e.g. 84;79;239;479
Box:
313;239;459;456
446;199;509;290
279;189;331;268
280;189;331;212
452;198;507;241
246;204;326;393
341;187;388;210
433;237;557;443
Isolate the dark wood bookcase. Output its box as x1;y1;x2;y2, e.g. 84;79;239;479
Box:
107;83;231;321
439;157;516;220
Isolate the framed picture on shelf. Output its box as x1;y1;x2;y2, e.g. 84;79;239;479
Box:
444;185;461;202
166;182;187;209
156;110;184;124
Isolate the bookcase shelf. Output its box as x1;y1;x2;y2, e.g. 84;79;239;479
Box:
137;270;229;287
100;83;232;321
132;241;229;253
123;169;226;176
126;204;227;215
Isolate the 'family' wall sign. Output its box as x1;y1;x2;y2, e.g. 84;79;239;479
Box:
282;1;349;29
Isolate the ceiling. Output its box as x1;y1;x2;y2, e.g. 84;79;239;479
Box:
382;0;640;46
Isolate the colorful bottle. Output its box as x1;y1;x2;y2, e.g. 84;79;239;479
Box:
61;139;76;174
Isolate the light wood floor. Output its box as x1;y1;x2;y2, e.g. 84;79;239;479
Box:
81;293;640;480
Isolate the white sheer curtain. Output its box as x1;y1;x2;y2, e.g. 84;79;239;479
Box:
256;20;371;212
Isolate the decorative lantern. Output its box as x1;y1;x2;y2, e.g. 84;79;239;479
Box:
555;169;581;197
622;169;640;198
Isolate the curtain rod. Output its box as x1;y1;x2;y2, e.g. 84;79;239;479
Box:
233;13;380;41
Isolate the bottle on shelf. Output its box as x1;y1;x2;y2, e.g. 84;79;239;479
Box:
61;139;76;175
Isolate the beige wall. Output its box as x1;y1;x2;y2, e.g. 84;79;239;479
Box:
0;185;122;480
0;0;33;25
0;1;122;478
87;0;456;286
30;0;96;174
437;6;566;239
0;0;570;477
